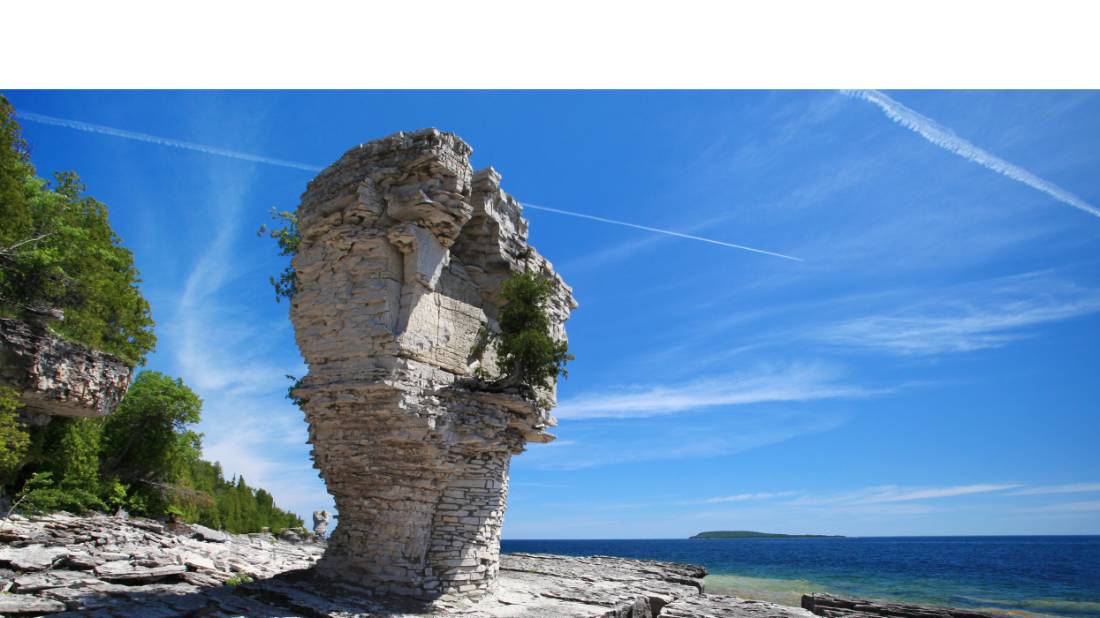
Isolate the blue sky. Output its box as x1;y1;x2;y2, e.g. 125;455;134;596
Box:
7;90;1100;538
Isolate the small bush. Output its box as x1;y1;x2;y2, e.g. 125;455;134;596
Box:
225;574;253;586
468;271;572;399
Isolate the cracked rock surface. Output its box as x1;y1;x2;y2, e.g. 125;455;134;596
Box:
0;513;826;617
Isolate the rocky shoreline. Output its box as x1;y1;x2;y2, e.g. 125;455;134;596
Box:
0;513;994;617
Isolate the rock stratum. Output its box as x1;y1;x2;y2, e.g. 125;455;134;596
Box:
289;128;575;600
0;317;132;425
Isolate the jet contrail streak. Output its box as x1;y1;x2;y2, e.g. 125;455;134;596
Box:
523;203;803;261
845;90;1100;220
16;111;324;172
17;110;801;261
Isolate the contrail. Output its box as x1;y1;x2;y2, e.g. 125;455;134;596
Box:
524;203;803;261
17;110;801;261
845;90;1100;220
16;111;324;172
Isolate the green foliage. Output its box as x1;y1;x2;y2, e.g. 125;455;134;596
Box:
475;271;572;396
0;96;155;365
0;387;30;486
225;574;254;586
173;460;303;533
284;374;305;409
39;417;102;490
11;471;105;515
14;416;106;514
5;370;303;532
104;478;128;511
0;101;299;532
100;371;203;503
257;208;299;302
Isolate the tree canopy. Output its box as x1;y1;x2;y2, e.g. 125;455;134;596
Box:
4;371;303;531
0;96;155;365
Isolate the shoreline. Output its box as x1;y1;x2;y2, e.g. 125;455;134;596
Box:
0;513;1087;617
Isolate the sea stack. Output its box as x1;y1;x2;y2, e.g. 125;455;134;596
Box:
289;129;575;600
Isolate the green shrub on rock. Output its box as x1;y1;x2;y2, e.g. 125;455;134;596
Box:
468;271;572;399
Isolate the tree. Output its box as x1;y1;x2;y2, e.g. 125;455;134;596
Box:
257;208;299;302
0;96;155;365
100;371;202;512
470;271;572;398
0;387;30;487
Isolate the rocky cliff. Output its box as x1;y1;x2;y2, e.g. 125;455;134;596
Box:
0;317;132;425
289;129;575;600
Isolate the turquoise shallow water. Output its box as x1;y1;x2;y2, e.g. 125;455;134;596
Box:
501;537;1100;617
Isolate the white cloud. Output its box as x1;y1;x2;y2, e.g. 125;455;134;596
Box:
692;491;799;505
1018;500;1100;513
518;410;849;470
1008;483;1100;496
846;90;1100;219
785;483;1021;507
856;483;1023;504
819;273;1100;355
153;159;329;521
555;363;872;420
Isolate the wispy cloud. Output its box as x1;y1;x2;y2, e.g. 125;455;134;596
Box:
555;363;873;420
18;109;799;259
1008;483;1100;496
519;408;848;470
695;483;1021;509
845;90;1100;219
524;203;803;262
1018;500;1100;514
690;491;799;505
16;111;323;172
819;273;1100;355
154;155;327;521
855;484;1023;504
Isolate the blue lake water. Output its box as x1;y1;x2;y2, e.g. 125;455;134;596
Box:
501;537;1100;617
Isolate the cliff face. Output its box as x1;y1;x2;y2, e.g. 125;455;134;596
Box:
0;317;132;425
290;129;575;600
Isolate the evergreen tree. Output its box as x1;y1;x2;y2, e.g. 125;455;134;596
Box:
0;96;155;365
0;387;30;487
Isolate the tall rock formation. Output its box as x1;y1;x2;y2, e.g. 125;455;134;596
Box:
290;129;575;600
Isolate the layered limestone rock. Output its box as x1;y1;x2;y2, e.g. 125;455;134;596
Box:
0;513;796;617
290;129;576;600
0;317;132;425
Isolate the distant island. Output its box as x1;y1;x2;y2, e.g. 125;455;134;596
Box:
690;531;845;539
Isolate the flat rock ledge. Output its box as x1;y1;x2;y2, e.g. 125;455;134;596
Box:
2;514;987;618
800;594;996;618
0;513;816;617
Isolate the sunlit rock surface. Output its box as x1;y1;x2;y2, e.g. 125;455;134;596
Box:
289;129;575;600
